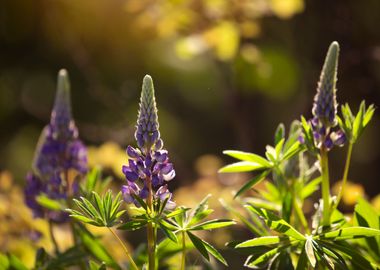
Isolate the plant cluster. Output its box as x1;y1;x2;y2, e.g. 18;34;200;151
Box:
1;41;379;270
220;42;379;269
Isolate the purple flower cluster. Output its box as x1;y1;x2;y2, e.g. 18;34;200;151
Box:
301;42;346;151
24;70;87;222
308;117;346;150
122;75;175;209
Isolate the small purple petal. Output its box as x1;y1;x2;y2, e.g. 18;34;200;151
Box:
127;145;140;159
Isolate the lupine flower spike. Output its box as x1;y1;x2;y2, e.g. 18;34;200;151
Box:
302;42;346;151
24;69;88;222
122;75;175;209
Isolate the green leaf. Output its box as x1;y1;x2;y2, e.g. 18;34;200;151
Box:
219;199;267;236
275;138;285;158
36;194;63;211
352;101;364;140
296;248;308;270
70;214;98;225
86;167;102;192
201;238;228;266
159;222;178;243
92;191;105;221
305;238;316;268
188;209;214;226
190;219;235;231
187;232;228;266
281;141;302;162
245;245;291;268
77;225;120;269
363;104;375;127
189;194;211;223
222;150;272;167
0;253;9;269
354;198;380;258
274;123;285;145
247;206;305;240
319;227;380;240
8;254;28;270
301;177;322;199
236;236;281;248
234;170;270;198
218;161;266;173
323;241;377;270
117;220;148;231
165;207;189;219
45;246;87;269
131;193;148;210
187;231;209;261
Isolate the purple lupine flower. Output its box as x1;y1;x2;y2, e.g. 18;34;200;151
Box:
300;42;346;151
122;75;175;208
24;69;88;223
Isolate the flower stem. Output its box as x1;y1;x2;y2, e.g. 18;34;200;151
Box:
181;231;186;270
108;227;139;270
334;143;353;211
147;179;156;270
320;146;330;227
293;197;310;234
48;220;60;255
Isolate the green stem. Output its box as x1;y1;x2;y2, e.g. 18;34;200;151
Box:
320;146;330;227
108;227;139;270
334;143;353;211
293;197;310;234
147;178;156;270
48;220;60;255
181;231;186;270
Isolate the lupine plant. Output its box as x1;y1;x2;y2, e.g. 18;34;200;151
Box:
10;70;128;270
68;75;235;270
220;41;379;269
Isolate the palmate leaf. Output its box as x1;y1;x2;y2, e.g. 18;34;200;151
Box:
187;194;212;226
159;221;178;243
187;232;228;266
246;206;305;240
68;190;125;227
322;241;378;270
339;101;375;143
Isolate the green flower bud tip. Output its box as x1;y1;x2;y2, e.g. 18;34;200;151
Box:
312;41;340;127
135;75;161;150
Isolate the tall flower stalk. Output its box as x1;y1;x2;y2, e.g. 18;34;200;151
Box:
24;69;88;253
311;41;340;226
121;75;175;270
25;69;87;222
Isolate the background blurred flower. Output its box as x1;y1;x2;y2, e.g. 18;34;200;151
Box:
24;70;88;223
